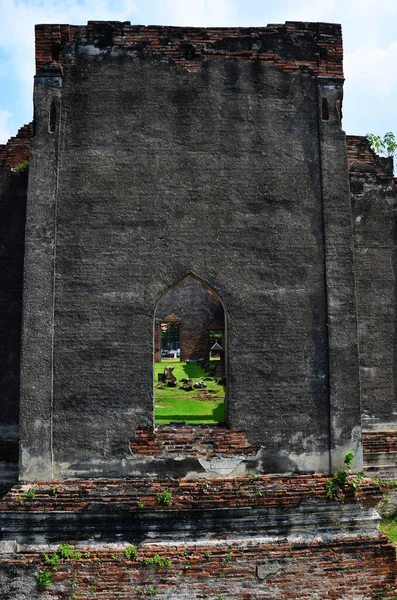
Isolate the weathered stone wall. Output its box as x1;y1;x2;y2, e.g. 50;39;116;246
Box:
19;21;360;480
155;276;224;362
0;161;28;493
348;136;397;432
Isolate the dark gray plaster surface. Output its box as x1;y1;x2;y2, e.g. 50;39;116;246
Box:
351;154;397;430
318;84;362;471
20;47;361;478
19;72;62;481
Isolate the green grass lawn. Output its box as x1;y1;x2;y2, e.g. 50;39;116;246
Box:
377;482;397;547
380;518;397;544
154;359;225;425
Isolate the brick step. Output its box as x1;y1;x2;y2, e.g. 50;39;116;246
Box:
0;474;381;513
363;431;397;454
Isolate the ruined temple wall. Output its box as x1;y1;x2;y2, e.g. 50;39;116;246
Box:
0;162;28;493
20;22;360;479
155;276;224;362
348;136;397;430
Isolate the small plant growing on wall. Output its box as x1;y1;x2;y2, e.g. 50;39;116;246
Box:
157;489;172;506
58;541;82;560
225;551;233;564
200;479;210;494
25;488;36;500
144;553;172;568
37;570;52;589
14;159;29;174
325;452;364;501
124;544;138;560
43;552;60;570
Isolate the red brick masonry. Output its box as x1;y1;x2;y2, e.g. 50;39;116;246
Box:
130;426;257;458
1;538;395;599
35;21;343;77
363;430;397;454
0;122;33;169
347;134;397;192
0;476;393;598
0;474;382;512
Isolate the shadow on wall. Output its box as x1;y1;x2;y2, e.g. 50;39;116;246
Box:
0;167;28;497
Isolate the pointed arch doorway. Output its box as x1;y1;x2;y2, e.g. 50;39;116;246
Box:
154;274;227;425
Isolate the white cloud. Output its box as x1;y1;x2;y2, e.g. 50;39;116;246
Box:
0;109;12;143
160;0;237;26
286;0;337;23
348;0;397;15
344;41;397;98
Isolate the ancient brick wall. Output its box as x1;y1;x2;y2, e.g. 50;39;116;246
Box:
348;136;397;432
130;426;257;458
34;21;343;77
155;276;224;362
0;123;32;169
362;430;397;478
363;430;397;454
20;20;360;479
1;538;395;599
2;473;383;515
2;21;396;600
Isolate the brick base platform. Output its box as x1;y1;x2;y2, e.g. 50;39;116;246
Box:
363;431;397;479
1;537;395;600
0;475;395;599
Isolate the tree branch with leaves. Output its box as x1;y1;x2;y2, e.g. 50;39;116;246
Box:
366;132;397;158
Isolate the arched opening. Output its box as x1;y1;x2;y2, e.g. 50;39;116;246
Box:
154;274;227;425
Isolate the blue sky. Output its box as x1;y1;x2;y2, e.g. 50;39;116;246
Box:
0;0;396;144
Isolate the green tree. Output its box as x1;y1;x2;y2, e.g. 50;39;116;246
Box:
366;132;397;158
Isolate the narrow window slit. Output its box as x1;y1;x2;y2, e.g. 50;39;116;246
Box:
49;101;56;133
51;43;61;61
321;98;329;121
